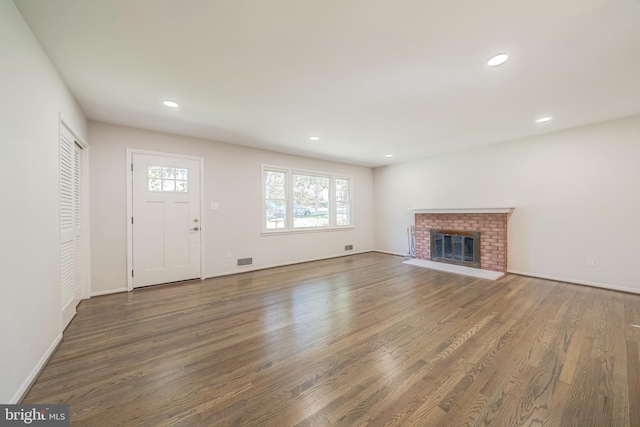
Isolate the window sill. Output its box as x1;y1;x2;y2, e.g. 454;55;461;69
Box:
262;226;354;236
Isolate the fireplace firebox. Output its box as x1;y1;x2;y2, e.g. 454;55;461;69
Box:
430;229;480;268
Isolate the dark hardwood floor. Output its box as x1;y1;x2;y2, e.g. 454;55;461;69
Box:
24;252;640;426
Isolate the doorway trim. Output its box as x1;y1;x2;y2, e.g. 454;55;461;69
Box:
126;148;205;291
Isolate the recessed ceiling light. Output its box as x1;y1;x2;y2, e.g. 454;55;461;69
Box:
310;136;320;141
163;100;179;108
385;154;393;158
536;116;552;123
487;53;509;67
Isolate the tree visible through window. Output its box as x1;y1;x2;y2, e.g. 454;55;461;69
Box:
293;174;329;228
265;170;286;229
262;166;352;231
335;178;350;226
148;166;188;192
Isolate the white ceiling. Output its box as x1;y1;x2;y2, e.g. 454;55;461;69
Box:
15;0;640;167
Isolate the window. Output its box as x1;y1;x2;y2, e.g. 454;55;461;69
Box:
262;166;352;232
335;178;350;226
148;166;188;192
293;173;330;228
265;170;287;229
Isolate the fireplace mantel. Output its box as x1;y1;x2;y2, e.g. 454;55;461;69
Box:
408;208;514;214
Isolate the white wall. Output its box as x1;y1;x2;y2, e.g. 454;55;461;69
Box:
373;115;640;293
88;121;374;294
0;0;87;403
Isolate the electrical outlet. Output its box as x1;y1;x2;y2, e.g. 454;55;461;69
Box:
587;258;595;267
211;202;219;210
226;251;231;259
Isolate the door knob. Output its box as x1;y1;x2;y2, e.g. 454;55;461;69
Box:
191;226;200;231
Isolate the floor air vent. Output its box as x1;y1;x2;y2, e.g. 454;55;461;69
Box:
237;258;252;266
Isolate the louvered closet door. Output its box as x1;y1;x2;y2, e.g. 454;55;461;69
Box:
60;125;82;329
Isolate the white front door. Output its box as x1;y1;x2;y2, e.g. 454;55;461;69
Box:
60;125;82;329
132;153;202;288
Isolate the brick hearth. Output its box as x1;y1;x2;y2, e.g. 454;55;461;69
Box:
415;213;507;272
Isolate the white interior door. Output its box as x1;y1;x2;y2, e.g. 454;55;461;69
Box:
132;153;201;288
60;125;82;329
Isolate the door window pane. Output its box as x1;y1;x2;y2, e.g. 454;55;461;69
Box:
148;165;188;193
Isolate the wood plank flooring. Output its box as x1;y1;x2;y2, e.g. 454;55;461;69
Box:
23;252;640;426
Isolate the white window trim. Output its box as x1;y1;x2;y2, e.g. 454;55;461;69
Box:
261;164;354;235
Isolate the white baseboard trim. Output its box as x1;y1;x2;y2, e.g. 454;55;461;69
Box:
11;333;63;404
205;250;373;279
507;269;640;295
91;287;128;297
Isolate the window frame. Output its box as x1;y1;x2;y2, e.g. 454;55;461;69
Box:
261;165;354;234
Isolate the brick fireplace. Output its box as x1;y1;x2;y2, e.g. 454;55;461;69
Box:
414;210;510;273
